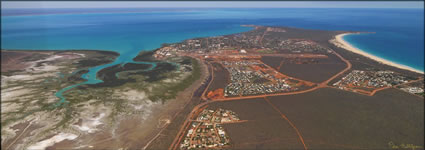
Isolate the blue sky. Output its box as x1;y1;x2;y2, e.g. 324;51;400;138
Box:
2;1;424;9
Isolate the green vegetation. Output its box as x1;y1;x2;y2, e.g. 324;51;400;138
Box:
1;51;118;132
149;57;201;102
49;56;201;126
2;49;204;149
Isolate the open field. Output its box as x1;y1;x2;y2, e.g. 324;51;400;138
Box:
1;51;35;72
267;88;424;149
223;119;304;149
205;62;229;93
188;87;424;149
260;56;282;69
206;98;305;149
279;63;347;83
206;98;281;120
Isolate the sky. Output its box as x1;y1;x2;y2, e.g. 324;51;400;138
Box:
2;1;424;9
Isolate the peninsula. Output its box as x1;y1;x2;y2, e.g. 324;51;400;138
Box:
144;25;424;150
1;25;423;150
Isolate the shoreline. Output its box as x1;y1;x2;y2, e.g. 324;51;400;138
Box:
335;33;424;74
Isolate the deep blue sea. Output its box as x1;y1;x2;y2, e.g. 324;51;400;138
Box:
2;8;423;71
1;8;424;104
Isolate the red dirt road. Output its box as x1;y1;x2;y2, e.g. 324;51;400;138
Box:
264;97;308;150
168;39;424;150
168;45;353;150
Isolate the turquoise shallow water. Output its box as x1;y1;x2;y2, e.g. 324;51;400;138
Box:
1;8;424;105
3;8;423;71
1;11;253;105
54;61;159;106
343;33;424;72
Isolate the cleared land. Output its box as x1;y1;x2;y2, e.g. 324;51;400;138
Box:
205;62;229;93
223;119;304;149
267;88;424;149
279;63;347;83
206;98;305;149
262;53;347;83
191;87;424;149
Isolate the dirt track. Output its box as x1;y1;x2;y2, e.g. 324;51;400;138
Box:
168;45;355;150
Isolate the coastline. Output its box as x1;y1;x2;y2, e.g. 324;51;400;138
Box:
335;33;424;74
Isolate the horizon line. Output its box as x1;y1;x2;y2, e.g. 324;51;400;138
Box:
2;1;424;9
2;7;424;9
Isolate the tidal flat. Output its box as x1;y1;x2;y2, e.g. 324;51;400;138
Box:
1;50;204;150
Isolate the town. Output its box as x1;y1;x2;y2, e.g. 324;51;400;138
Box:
153;26;333;59
152;27;323;99
153;26;423;100
397;79;424;97
153;26;425;150
179;108;241;149
222;60;301;97
333;70;414;95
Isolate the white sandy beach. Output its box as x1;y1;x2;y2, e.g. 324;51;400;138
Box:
334;33;424;74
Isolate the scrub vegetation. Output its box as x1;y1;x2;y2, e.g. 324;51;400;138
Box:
1;50;202;150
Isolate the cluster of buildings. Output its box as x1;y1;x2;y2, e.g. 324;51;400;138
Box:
275;39;330;53
153;46;179;59
181;39;203;50
222;61;293;96
170;36;236;52
400;87;424;94
226;82;291;96
333;70;409;89
397;80;424;96
180;108;240;149
153;26;331;60
153;26;284;54
153;35;239;58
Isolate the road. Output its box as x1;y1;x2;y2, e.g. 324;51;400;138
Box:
5;121;33;150
200;61;214;100
167;37;424;149
168;42;354;150
264;97;308;150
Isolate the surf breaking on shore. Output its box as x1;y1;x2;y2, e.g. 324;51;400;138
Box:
334;33;424;74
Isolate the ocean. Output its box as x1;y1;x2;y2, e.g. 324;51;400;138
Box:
1;8;423;104
2;8;423;71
